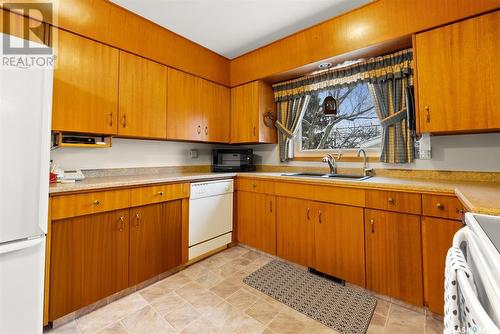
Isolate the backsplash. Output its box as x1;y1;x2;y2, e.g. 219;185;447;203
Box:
51;133;500;172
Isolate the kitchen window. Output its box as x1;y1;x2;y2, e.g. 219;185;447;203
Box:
296;81;381;157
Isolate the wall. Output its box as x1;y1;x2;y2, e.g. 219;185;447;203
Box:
248;133;500;172
51;133;500;172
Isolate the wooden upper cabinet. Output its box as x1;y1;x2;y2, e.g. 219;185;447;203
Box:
231;81;277;144
203;80;230;143
415;11;500;133
118;52;167;139
167;68;230;142
52;29;119;135
313;202;365;287
365;209;423;306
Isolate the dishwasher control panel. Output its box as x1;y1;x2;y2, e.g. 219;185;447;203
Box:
190;179;234;199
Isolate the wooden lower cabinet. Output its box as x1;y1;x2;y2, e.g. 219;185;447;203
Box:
365;209;423;306
129;201;182;285
422;216;462;315
276;197;314;267
237;191;276;255
49;210;129;320
313;202;365;287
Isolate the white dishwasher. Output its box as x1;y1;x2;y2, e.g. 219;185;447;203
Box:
189;179;233;260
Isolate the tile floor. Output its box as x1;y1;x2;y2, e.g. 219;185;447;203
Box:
46;246;444;334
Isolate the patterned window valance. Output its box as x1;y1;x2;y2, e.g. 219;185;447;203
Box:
272;49;413;102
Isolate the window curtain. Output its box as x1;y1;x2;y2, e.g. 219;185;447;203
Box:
275;95;311;162
272;48;414;163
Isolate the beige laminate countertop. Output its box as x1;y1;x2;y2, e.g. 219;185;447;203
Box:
49;171;500;216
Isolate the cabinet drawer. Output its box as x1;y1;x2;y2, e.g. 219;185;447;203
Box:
51;189;131;220
275;182;365;207
366;190;421;214
130;183;189;207
422;194;464;220
235;178;275;194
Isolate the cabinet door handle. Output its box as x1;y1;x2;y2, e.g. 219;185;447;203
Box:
425;106;430;123
370;219;375;233
253;126;256;137
269;201;273;213
118;216;124;232
306;208;310;220
197;125;201;134
92;200;100;206
109;112;113;127
122;114;126;128
134;212;140;228
436;203;444;210
318;210;322;224
388;197;395;205
205;126;208;135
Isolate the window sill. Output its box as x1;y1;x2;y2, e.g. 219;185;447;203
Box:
292;155;379;163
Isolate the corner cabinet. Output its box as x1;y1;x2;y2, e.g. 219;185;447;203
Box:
166;68;230;143
415;11;500;133
118;51;168;139
230;81;277;144
52;29;119;135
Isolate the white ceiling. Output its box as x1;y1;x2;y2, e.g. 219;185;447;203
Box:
110;0;371;59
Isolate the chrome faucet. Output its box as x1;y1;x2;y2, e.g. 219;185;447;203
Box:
322;154;337;175
357;148;373;176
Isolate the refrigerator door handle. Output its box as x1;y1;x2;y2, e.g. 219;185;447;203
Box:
0;237;45;255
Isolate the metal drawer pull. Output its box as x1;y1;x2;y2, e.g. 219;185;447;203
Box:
122;114;126;128
197;125;201;134
157;191;164;196
425;106;430;123
270;201;273;213
306;208;310;220
388;197;395;204
92;200;100;205
134;212;140;228
205;126;208;135
436;203;444;210
456;208;464;214
371;219;375;233
118;216;124;232
252;183;257;188
109;112;113;127
318;210;322;224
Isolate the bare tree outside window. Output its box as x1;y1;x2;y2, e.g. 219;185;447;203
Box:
300;83;381;151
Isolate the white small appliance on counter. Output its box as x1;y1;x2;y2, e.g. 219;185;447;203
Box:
188;179;233;260
0;34;53;333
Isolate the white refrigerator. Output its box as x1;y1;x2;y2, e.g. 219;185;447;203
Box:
0;33;53;334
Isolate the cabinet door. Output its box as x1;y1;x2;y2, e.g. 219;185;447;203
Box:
161;200;182;272
230;81;259;143
167;68;203;141
203;81;230;143
129;203;163;286
237;191;276;255
118;52;167;139
52;29;119;134
49;210;129;320
365;209;423;306
415;11;500;133
277;197;314;267
422;217;462;315
314;203;365;286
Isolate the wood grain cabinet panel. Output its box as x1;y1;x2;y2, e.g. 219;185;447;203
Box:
129;201;183;286
415;11;500;133
365;209;423;306
49;210;129;321
313;202;365;286
365;189;421;214
230;81;277;144
237;191;276;255
52;29;119;134
118;51;167;139
276;197;314;267
50;189;131;220
235;178;275;195
202;80;230;143
422;194;464;220
422;217;463;315
130;183;189;207
275;182;365;207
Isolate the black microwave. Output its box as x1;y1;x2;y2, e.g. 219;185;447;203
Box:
212;149;256;172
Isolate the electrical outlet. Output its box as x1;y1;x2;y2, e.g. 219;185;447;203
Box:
189;149;199;159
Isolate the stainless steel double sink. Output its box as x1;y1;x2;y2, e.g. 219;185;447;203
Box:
281;172;372;181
